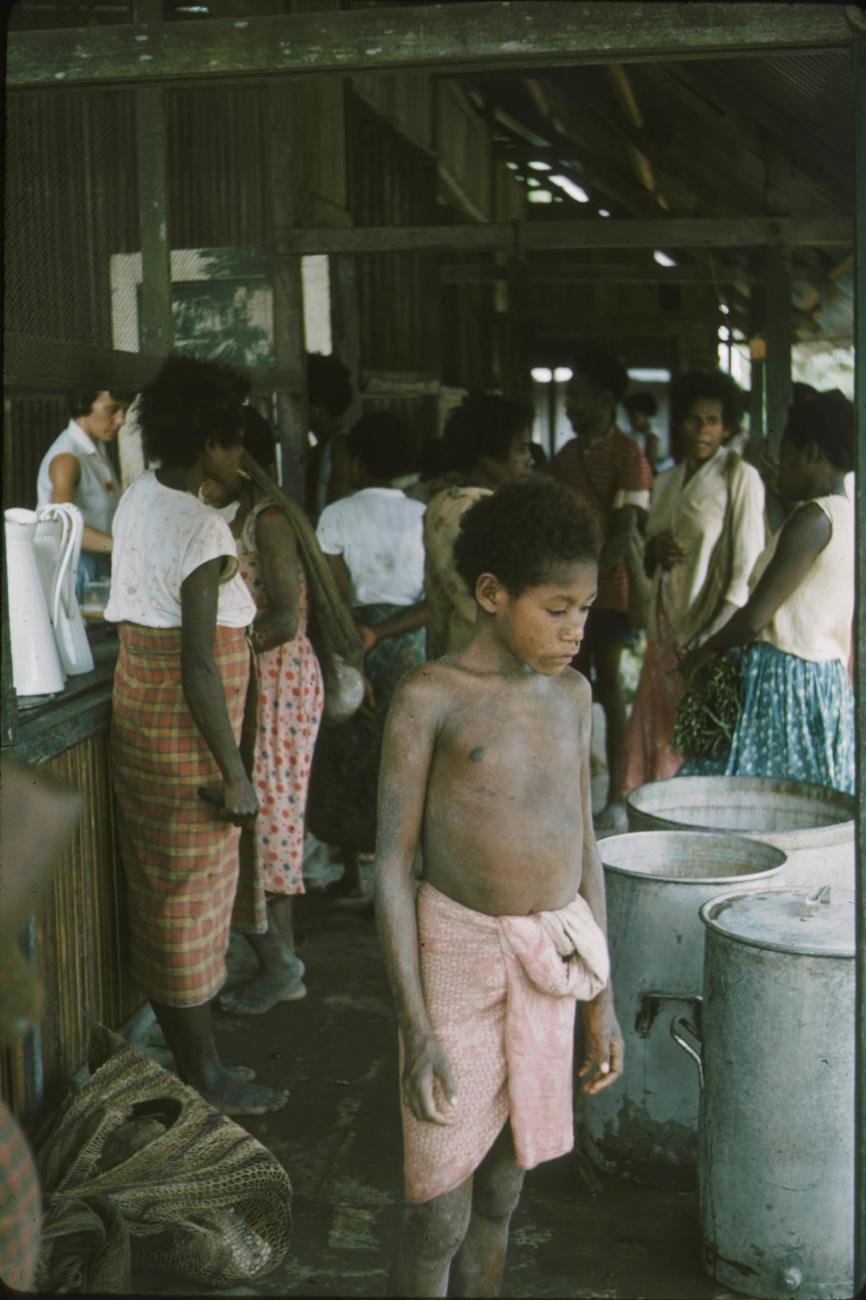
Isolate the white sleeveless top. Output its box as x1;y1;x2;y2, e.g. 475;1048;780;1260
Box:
754;494;853;664
104;471;256;629
36;420;119;534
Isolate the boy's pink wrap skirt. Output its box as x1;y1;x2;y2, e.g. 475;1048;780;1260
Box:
401;881;610;1203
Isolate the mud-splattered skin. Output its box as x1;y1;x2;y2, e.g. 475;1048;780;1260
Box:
418;660;589;917
376;562;599;919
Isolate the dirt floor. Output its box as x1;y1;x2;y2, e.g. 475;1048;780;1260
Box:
132;887;738;1300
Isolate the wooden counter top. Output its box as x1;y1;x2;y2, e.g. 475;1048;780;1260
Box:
10;625;117;764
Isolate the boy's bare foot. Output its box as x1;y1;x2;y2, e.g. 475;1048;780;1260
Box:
225;1064;256;1082
216;970;307;1015
202;1071;289;1116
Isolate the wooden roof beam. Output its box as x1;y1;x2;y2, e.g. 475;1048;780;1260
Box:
7;3;857;90
276;217;852;256
439;261;760;284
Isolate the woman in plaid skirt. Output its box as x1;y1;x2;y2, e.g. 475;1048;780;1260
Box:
106;354;287;1116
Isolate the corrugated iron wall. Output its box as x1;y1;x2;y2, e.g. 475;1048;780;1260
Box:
0;732;140;1120
167;85;271;250
348;88;439;382
3;396;71;510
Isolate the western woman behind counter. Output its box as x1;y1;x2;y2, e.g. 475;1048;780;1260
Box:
104;354;287;1116
36;388;133;595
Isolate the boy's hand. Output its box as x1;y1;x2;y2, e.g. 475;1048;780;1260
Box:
403;1035;458;1125
579;999;624;1094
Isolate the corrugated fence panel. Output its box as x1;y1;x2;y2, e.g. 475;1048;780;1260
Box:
0;733;141;1121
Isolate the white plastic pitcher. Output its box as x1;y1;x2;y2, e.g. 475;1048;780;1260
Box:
33;503;94;676
4;508;67;697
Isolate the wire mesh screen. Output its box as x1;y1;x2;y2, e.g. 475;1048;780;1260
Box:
6;90;140;352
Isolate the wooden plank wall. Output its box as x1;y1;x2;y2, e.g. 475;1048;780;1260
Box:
0;731;141;1121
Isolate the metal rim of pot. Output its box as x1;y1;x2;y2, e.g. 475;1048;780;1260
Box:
625;775;855;842
597;830;788;887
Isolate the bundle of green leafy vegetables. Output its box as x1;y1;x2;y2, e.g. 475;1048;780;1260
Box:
672;650;743;759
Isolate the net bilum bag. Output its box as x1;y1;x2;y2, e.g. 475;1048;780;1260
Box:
34;1025;292;1293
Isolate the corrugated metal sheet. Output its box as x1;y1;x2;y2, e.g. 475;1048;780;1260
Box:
436;81;494;219
353;73;435;155
348;88;439;379
702;53;854;172
3;397;71;510
1;733;141;1120
167;85;271;249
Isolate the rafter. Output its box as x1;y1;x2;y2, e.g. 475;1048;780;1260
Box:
7;3;855;90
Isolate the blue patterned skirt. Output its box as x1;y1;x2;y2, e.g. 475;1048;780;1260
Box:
678;642;854;795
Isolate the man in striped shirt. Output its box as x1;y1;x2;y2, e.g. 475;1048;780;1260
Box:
551;346;652;832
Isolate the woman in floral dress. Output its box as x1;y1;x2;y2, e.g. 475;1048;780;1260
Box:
213;408;324;1015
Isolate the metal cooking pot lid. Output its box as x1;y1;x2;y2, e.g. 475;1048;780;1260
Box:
700;886;854;958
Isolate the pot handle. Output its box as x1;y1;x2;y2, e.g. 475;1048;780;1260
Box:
670;1009;703;1089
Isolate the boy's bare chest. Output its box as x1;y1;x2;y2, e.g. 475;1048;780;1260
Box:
433;688;583;799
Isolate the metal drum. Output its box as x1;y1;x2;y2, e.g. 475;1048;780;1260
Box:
581;831;786;1186
626;776;854;891
675;887;854;1300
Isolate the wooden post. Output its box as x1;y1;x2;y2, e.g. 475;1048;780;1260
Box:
747;283;765;462
546;379;557;460
763;246;792;459
331;254;363;428
852;33;866;1300
133;2;172;356
268;81;307;502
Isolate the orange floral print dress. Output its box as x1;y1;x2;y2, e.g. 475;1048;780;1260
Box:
237;500;324;895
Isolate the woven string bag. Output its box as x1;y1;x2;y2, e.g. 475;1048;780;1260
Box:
34;1025;292;1293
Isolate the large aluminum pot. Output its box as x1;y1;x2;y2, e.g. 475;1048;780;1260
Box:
674;887;854;1300
626;776;854;892
581;831;786;1187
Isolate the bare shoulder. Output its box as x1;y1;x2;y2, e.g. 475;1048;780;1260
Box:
389;659;459;720
781;500;832;548
255;503;297;549
558;664;592;708
48;450;80;481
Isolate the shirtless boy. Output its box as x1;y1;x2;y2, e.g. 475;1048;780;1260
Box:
375;478;624;1298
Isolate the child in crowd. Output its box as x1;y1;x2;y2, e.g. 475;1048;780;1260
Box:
375;478;623;1298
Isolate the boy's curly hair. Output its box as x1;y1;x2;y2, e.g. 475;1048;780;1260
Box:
454;478;600;597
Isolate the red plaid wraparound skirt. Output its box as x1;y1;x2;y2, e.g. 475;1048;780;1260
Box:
111;623;251;1008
